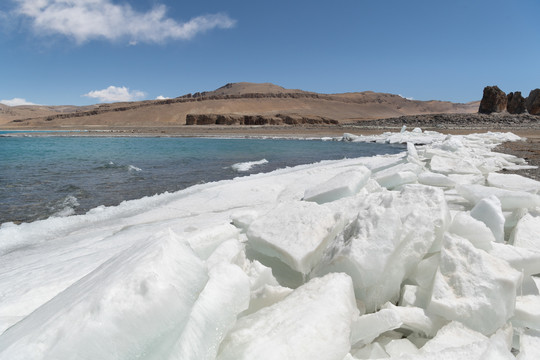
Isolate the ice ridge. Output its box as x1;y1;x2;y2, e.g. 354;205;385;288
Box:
1;129;539;359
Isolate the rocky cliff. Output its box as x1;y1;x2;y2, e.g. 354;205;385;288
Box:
526;89;540;115
185;113;338;126
479;86;540;115
478;86;507;114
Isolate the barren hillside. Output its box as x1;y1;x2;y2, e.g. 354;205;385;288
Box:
0;82;479;128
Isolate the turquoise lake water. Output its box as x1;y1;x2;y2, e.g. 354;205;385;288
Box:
0;135;404;224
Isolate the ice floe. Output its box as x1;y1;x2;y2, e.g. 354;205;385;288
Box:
1;128;540;359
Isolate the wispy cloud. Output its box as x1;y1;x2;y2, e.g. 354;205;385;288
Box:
0;98;38;106
155;95;170;100
0;10;16;33
399;94;414;101
14;0;236;44
83;86;146;102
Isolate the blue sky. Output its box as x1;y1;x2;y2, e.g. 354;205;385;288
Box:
0;0;539;106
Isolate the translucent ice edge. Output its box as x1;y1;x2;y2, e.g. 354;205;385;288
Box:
1;128;539;360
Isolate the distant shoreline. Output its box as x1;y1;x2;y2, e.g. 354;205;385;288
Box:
4;121;540;183
2;112;540;138
1;111;539;135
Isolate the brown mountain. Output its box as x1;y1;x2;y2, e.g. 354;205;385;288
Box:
0;82;479;128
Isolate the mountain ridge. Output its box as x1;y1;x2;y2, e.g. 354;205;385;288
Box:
0;82;479;127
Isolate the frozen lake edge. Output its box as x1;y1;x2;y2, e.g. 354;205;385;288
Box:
1;129;540;359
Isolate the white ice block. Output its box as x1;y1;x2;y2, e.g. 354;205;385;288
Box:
408;253;439;288
170;263;250;360
437;135;465;152
430;155;482;175
351;342;389;359
418;321;514;359
449;211;495;250
315;185;449;312
400;284;430;309
511;213;540;250
206;239;247;270
373;163;421;189
246;201;341;275
470;196;505;243
350;308;402;347
381;302;448;337
504;208;528;234
385;338;419;357
217;273;358;360
303;167;371;204
519;276;540;296
512;295;540;331
379;171;418;189
385;128;440;145
242;260;292;315
428;233;522;334
0;230;209;359
448;173;485;185
186;223;242;259
243;284;292;316
517;329;540;360
418;171;455;187
534;277;540;293
420;321;488;353
396;185;451;253
245;260;280;290
487;173;540;194
457;184;540;211
406;142;423;166
230;209;260;230
489;242;540;277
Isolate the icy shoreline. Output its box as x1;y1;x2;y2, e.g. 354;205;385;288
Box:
1;129;540;359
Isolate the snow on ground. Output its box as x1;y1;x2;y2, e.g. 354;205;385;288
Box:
1;129;540;359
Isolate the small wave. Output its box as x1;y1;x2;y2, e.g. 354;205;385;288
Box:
51;195;80;218
231;159;269;172
95;162;142;172
128;165;142;172
94;161;122;170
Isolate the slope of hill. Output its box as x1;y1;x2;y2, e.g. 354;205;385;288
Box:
0;82;479;128
0;104;99;125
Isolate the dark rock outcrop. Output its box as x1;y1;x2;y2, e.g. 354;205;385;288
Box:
507;92;527;114
479;86;507;114
526;89;540;115
185;113;338;126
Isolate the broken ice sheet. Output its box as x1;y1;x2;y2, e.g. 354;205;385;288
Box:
428;233;522;334
1;129;538;359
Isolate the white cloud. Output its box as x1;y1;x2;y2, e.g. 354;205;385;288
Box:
398;94;414;101
0;10;8;26
83;86;146;102
14;0;236;44
155;95;169;100
0;97;38;106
